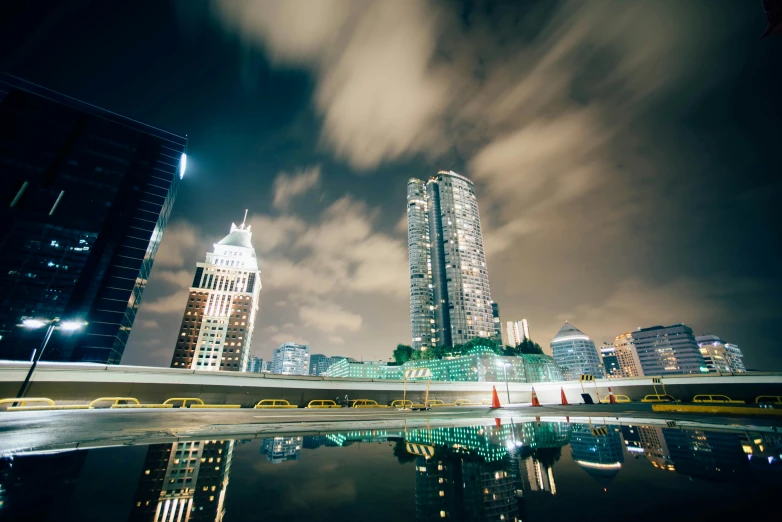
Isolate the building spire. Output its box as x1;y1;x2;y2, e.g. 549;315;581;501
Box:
241;209;248;229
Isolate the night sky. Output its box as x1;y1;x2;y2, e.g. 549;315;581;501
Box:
1;1;780;370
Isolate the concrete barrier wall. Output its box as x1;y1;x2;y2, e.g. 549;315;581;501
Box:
1;361;780;407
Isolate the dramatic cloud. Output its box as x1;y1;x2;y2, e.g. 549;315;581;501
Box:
153;221;200;268
211;0;450;169
299;300;363;334
272;165;321;209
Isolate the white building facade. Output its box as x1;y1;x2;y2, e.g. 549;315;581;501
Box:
271;342;310;376
170;219;261;372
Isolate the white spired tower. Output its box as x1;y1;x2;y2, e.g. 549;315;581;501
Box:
170;213;261;371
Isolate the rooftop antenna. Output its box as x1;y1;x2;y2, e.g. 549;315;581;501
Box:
241;209;248;228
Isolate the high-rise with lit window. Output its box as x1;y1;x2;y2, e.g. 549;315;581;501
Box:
506;319;531;346
169;218;261;372
407;171;495;349
631;324;707;376
550;322;605;378
271;342;309;376
0;74;186;364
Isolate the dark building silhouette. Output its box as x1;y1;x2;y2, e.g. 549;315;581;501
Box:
569;424;624;491
0;74;186;364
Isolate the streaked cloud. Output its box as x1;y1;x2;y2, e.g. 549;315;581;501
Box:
272;165;321;209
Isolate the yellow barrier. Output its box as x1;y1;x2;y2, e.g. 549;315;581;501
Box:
692;394;744;404
306;400;340;409
255;399;298;409
351;399;389;408
652;404;782;416
190;405;241;409
163;398;205;408
641;394;679;403
454;399;474;406
426;400;455;407
90;397;140;409
112;404;174;408
480;399;494;405
755;396;782;405
0;397;55;409
599;394;632;404
390;400;413;409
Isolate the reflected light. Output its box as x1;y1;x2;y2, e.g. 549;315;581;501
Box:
180;153;187;179
22;319;46;328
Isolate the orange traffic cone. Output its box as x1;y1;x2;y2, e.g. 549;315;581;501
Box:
531;386;542;407
491;386;501;408
560;387;569;406
608;387;616;404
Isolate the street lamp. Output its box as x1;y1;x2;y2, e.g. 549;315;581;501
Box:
504;362;512;404
17;317;85;398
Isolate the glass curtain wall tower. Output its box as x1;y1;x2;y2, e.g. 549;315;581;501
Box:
169;218;261;372
407;171;494;349
0;74;186;364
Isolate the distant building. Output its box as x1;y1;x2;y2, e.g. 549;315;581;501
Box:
613;333;644;377
247;356;264;373
631;324;707;376
0;74;186;364
600;344;620;377
271;342;309;376
169;219;261;372
550;322;605;379
308;354;348;376
506;319;531;346
325;346;563;383
491;302;503;345
407;171;496;349
696;335;746;373
261;437;302;464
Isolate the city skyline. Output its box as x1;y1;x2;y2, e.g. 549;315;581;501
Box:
1;2;779;370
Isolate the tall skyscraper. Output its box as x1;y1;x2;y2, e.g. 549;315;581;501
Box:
696;335;746;373
169;218;261;372
631;324;707;376
506;319;531;346
613;332;644;377
407;171;494;349
550;322;605;378
491;301;503;344
271;342;309;375
0;74;186;364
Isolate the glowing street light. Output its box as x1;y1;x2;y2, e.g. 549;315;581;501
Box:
16;318;86;398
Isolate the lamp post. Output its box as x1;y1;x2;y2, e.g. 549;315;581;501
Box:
498;361;511;404
16;318;85;398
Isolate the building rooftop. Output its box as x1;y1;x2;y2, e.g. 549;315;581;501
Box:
217;222;253;249
552;322;589;342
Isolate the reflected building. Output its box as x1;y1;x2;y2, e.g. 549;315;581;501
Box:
129;440;235;522
662;429;751;482
261;437;302;464
569;424;624;490
0;451;87;520
0;74;186;364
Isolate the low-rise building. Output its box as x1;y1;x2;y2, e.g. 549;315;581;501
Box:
696;335;746;373
324;346;564;383
247;356;264;373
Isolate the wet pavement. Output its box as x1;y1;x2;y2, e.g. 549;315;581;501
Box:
0;411;780;521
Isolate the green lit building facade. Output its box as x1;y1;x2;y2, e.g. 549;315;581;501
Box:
324;348;563;383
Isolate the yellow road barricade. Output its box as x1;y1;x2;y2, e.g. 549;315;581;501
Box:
89;397;140;409
351;399;388;408
755;396;782;405
163;398;205;408
254;399;298;409
306;400;340;408
692;394;744;404
652;404;782;416
390;400;413;409
454;399;474;406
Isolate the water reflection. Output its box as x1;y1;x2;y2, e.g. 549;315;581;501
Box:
129;440;234;521
0;419;780;521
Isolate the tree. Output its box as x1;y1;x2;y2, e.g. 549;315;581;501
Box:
516;338;544;355
393;344;414;364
